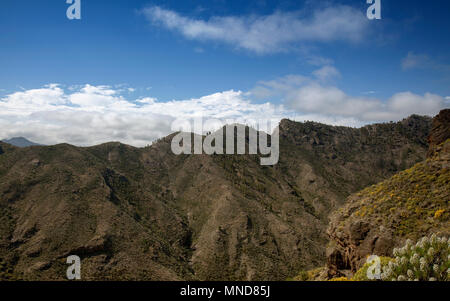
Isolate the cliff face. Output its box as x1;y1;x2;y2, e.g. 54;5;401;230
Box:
326;110;450;278
428;109;450;154
0;116;433;280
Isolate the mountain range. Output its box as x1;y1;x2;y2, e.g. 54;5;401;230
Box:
1;112;448;281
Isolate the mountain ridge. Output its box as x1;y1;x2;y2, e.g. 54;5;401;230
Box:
0;114;434;280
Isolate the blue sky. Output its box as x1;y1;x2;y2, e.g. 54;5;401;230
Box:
0;0;449;145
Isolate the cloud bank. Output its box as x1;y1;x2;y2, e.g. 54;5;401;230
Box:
142;5;369;54
1;77;448;147
0;84;290;146
253;73;448;122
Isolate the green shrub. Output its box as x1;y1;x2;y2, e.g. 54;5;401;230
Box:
381;234;449;281
295;271;310;281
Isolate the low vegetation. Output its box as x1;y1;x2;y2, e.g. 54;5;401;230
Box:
324;235;449;281
354;158;449;237
381;235;449;281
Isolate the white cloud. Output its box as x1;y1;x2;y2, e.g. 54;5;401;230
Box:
305;55;334;67
286;83;383;119
312;65;341;81
142;5;369;54
252;70;448;122
1;75;447;147
0;84;290;146
69;85;124;107
251;75;308;99
2;84;68;108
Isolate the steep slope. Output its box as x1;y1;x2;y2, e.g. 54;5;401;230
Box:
326;109;450;278
88;134;328;280
278;115;431;216
0;143;193;280
0;115;432;280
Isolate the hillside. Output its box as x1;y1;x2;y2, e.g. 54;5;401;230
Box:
0;115;432;280
326;109;450;278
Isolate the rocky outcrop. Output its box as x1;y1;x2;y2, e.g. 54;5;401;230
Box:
327;212;395;276
428;109;450;157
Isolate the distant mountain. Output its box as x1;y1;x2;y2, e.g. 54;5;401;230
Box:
0;114;433;280
1;137;42;147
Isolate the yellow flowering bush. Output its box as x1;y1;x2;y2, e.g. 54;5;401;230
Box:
434;209;445;219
